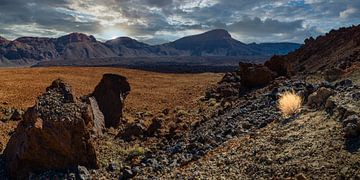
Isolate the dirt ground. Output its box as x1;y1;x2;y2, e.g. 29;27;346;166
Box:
0;67;222;116
0;67;222;152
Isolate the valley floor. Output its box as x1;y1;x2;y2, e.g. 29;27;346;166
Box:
0;66;359;179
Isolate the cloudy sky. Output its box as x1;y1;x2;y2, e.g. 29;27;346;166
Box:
0;0;359;44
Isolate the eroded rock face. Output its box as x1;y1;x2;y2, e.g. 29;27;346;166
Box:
264;55;293;77
3;79;98;179
239;62;277;87
92;74;131;128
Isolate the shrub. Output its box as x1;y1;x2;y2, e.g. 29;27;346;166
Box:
278;91;302;117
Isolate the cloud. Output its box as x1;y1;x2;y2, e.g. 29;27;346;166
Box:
0;0;358;43
227;17;304;35
340;7;357;18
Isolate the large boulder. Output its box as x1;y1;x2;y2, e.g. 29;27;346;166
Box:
3;79;98;179
92;74;131;128
265;55;294;77
239;62;277;87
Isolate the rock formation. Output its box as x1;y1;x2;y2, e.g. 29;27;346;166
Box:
3;79;98;178
91;73;131;128
239;62;277;87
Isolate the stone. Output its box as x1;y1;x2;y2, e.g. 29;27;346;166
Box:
265;55;294;77
3;79;98;179
117;122;146;141
9;109;23;121
295;173;308;180
147;118;163;137
92;74;130;128
343;115;360;138
306;87;334;109
336;79;353;88
120;166;136;180
77;165;90;180
239;62;277;87
324;68;344;82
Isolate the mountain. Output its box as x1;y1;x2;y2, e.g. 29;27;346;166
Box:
266;24;360;74
105;37;155;56
164;29;259;56
248;42;303;56
0;29;301;66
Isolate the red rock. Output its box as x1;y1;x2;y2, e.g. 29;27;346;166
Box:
239;62;277;87
3;79;98;179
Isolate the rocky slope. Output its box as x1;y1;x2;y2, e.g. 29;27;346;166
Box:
0;29;300;66
268;24;360;74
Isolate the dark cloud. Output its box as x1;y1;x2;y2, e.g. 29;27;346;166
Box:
0;0;359;43
227;17;304;35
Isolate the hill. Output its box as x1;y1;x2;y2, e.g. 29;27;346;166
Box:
267;25;360;74
0;29;301;67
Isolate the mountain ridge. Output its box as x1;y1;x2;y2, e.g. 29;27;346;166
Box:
0;29;301;66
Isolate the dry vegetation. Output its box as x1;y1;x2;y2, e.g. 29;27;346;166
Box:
278;91;302;117
0;67;222;117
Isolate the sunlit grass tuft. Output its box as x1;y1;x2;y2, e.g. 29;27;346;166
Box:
278;91;302;117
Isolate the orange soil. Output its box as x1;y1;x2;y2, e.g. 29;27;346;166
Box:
0;67;222;117
0;67;222;151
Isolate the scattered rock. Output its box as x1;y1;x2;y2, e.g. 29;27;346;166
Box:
147;118;163;137
3;79;98;179
335;79;353;88
9;109;23;121
324;68;344;82
295;173;308;180
77;165;90;180
306;87;334;109
343;115;360;138
120;166;136;180
118;122;146;141
92;73;130;128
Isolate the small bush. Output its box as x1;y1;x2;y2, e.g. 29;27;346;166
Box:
278;91;302;117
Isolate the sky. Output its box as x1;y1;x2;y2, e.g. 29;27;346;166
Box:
0;0;359;44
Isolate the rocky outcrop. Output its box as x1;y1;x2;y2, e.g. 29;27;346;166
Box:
92;74;131;128
267;25;360;74
206;62;278;100
265;55;294;77
3;79;98;179
239;62;277;87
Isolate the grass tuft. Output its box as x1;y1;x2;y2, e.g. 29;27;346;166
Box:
278;91;302;117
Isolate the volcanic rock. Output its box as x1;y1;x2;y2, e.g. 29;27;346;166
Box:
265;55;294;77
92;74;130;128
118;122;146;141
239;62;277;87
324;68;344;82
306;87;334;109
343;115;360;138
147;118;163;137
3;79;98;179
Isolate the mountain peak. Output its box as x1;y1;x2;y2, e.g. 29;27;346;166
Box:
203;29;232;39
57;32;97;44
0;36;9;44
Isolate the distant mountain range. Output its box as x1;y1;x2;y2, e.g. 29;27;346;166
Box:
0;29;301;66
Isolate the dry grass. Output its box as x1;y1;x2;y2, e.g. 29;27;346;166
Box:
0;67;222;117
278;91;302;117
0;67;222;147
